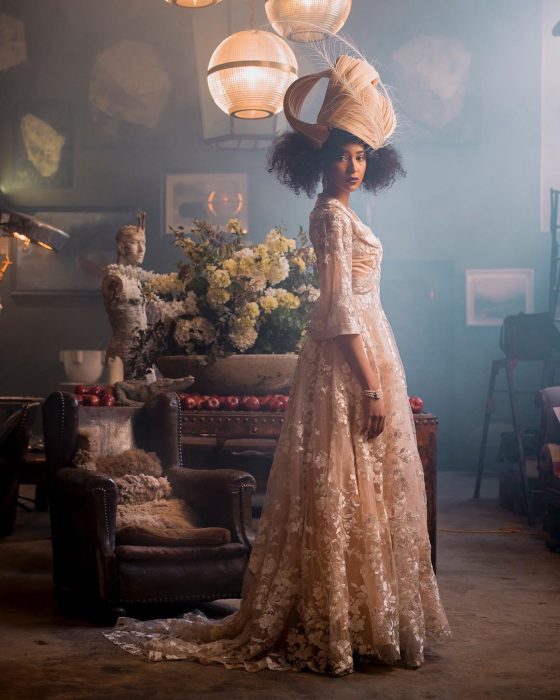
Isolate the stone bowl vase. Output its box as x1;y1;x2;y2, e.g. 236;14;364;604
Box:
155;354;298;395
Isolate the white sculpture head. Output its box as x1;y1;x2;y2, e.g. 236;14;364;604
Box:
116;211;146;267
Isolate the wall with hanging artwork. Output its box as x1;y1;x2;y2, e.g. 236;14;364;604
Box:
0;0;549;473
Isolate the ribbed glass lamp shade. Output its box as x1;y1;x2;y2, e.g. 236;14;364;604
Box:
164;0;223;7
265;0;352;42
207;30;298;119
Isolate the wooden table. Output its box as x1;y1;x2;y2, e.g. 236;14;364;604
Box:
182;411;439;569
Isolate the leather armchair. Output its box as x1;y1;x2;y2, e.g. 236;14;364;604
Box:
42;391;256;618
0;403;40;537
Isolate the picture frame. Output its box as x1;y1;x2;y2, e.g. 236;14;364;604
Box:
465;268;534;327
12;208;137;295
11;101;73;190
164;173;248;235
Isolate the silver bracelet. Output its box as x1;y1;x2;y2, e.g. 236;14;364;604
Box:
363;388;382;400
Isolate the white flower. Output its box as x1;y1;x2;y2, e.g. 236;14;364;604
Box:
235;247;254;259
228;316;258;352
308;286;320;302
267;257;289;284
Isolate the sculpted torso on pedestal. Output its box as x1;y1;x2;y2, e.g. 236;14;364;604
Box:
102;215;148;378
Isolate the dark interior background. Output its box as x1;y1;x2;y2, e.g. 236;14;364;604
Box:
0;0;552;472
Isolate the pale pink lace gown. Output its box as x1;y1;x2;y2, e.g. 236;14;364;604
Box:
105;193;451;674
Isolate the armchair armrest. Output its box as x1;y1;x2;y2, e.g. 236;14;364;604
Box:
51;468;119;604
54;468;118;557
167;466;256;549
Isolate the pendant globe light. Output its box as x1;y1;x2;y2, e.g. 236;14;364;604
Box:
265;0;352;42
207;29;298;119
164;0;223;7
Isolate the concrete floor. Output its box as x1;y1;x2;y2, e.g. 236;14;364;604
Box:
1;473;559;700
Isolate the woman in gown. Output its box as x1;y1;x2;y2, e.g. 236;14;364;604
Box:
106;55;451;675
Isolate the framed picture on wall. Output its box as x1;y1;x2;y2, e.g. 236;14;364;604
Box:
12;208;137;295
164;173;248;235
10;101;73;190
465;268;534;326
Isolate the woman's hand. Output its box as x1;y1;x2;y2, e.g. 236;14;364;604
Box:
363;396;386;440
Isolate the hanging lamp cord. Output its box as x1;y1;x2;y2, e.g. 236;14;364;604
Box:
249;0;256;29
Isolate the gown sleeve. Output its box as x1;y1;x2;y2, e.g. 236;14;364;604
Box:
308;207;362;341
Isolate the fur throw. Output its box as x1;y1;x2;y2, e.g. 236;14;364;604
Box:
114;473;172;505
116;498;199;535
73;444;204;542
94;448;163;478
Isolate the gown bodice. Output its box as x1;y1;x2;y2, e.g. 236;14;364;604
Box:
311;193;382;298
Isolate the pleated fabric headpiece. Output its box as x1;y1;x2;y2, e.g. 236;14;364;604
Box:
283;54;396;151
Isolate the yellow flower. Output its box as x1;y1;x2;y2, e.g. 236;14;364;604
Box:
292;256;306;272
237;256;256;276
226;218;245;235
266;229;297;255
222;258;238;276
206;287;230;308
180;238;196;255
229;323;258;352
208;267;231;289
276;290;300;310
259;296;279;313
242;301;260;320
255;244;270;261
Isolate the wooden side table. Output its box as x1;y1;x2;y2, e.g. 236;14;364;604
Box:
182;411;439;569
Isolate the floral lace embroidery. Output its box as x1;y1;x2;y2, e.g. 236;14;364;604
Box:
104;195;451;675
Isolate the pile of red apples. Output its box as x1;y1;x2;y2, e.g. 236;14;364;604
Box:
73;385;424;414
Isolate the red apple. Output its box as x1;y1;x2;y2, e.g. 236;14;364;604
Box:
182;396;197;411
82;394;100;406
266;397;282;412
409;396;424;414
224;396;240;411
75;384;88;395
259;394;273;408
206;397;221;411
100;394;116;407
277;396;289;412
195;395;210;410
241;396;261;412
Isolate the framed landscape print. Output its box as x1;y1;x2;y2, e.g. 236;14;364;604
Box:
164;173;248;235
13;208;136;295
465;268;534;326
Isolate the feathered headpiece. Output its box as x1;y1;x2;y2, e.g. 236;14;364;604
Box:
283;54;396;151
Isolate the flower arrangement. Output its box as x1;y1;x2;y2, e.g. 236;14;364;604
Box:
128;219;318;375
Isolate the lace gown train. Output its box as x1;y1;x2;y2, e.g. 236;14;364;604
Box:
105;193;451;675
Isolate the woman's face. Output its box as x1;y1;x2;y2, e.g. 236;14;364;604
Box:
324;142;367;196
